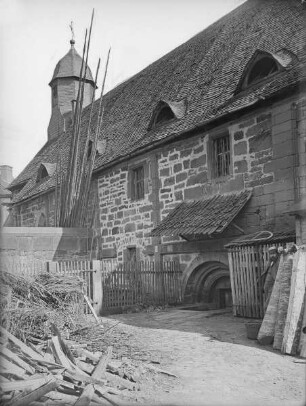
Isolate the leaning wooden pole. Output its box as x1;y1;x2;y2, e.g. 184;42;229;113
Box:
78;49;111;226
67;10;96;226
59;29;88;226
71;58;101;226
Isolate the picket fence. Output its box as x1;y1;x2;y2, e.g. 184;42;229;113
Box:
228;241;295;319
101;260;183;311
3;257;183;315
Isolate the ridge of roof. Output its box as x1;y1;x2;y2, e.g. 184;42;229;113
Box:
10;0;306;203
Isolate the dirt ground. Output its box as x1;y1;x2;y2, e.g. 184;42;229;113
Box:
73;307;306;406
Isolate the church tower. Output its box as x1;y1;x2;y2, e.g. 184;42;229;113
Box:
47;38;95;141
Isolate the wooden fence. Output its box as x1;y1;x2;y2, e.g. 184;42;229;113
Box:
228;241;295;319
101;260;183;311
2;257;183;315
47;260;102;315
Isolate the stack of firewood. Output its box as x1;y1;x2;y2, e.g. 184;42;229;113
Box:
0;324;177;405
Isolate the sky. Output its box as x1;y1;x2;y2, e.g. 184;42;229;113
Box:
0;0;246;179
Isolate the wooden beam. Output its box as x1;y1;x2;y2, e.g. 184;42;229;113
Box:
231;222;245;235
74;347;113;406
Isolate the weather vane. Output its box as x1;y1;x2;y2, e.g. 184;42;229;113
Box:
69;21;75;44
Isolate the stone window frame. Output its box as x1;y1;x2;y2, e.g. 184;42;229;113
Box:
207;129;233;181
127;160;149;201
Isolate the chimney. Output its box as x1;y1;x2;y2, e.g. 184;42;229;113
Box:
0;165;13;186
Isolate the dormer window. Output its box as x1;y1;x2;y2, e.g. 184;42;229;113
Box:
236;50;282;93
148;99;187;130
36;163;56;184
155;105;175;125
247;57;278;86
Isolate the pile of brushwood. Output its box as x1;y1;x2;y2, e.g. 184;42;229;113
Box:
0;322;177;405
0;271;86;341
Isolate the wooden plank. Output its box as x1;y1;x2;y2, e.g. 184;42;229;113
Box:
92;260;103;316
63;369;106;387
282;249;306;354
84;295;101;325
74;347;112;406
5;377;59;406
105;372;137;391
50;324;75;364
0;326;45;362
273;253;293;350
248;247;256;318
75;359;95;374
228;251;237;316
73;348;100;364
0;354;28;378
256;246;264;318
238;249;246;317
0;375;52;392
249;247;257;318
243;248;251;317
257;254;283;345
237;249;244;316
50;336;72;369
298;292;306;357
0;346;35;374
231;250;238;315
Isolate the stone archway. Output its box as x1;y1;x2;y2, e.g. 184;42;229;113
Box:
183;256;232;309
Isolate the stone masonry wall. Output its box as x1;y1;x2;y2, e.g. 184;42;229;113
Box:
97;98;299;267
158;105;296;242
97;157;155;261
12;182;97;228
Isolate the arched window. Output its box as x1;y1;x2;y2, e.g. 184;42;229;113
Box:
247;56;278;86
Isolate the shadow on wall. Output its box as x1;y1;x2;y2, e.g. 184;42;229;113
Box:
0;227;94;272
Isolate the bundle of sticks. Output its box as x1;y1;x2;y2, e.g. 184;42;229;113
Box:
0;270;85;342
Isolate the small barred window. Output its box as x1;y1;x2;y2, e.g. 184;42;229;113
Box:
213;135;230;177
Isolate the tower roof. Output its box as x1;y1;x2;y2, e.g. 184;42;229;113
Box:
49;41;94;86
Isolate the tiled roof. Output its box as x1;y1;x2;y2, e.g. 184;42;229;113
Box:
150;190;252;238
10;0;306;203
50;44;94;85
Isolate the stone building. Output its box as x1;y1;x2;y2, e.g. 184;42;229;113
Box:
7;0;306;307
0;165;13;226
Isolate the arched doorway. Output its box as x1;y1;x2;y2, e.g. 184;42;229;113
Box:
183;261;232;309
